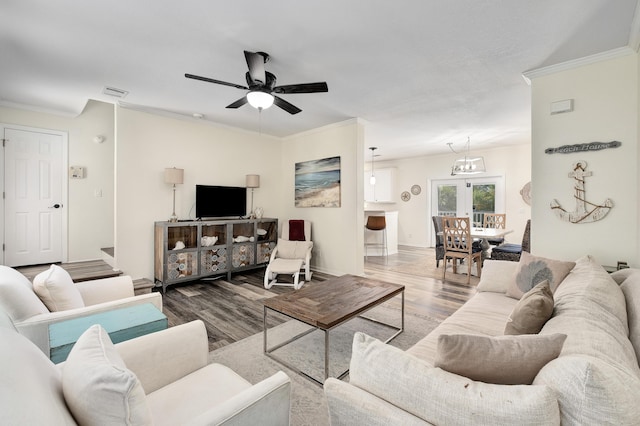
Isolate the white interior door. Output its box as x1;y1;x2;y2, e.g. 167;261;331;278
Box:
3;125;67;266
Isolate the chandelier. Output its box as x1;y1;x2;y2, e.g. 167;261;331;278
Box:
448;137;486;175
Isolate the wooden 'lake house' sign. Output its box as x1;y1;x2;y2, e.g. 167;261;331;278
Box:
545;140;621;154
550;160;613;224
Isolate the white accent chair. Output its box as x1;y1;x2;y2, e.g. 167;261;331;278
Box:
0;265;162;356
0;314;292;425
264;220;313;290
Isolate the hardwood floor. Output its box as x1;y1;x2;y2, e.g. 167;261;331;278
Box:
160;246;476;351
15;246;477;352
16;260;122;282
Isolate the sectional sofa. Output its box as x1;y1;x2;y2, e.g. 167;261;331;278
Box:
325;255;640;425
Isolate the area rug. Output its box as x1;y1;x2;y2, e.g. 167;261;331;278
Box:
381;247;480;286
208;304;440;426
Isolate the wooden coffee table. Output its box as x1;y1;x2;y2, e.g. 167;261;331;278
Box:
263;274;404;385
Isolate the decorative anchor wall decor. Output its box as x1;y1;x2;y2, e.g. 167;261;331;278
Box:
550;160;613;224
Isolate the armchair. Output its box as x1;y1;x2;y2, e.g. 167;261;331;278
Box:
0;317;291;425
0;265;162;356
264;220;313;289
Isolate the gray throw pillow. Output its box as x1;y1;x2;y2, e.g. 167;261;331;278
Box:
505;280;554;335
507;252;575;299
435;333;567;385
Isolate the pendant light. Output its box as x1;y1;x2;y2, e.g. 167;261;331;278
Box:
448;137;486;175
369;147;377;185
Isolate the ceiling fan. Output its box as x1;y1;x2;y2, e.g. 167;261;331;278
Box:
185;50;328;115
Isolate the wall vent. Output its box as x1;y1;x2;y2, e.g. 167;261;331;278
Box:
102;86;129;98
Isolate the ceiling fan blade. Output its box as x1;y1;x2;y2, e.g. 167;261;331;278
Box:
185;73;248;90
273;96;302;115
274;82;328;94
244;51;266;85
226;96;248;109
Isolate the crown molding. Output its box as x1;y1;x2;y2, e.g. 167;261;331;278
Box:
522;46;635;83
0;99;84;117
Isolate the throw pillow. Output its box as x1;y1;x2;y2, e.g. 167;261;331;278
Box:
505;280;554;335
32;264;84;312
62;325;151;426
277;238;312;259
348;332;560;425
476;260;519;293
506;252;575;299
434;333;567;385
288;219;306;241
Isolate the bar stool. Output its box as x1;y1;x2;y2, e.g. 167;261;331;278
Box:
365;215;388;261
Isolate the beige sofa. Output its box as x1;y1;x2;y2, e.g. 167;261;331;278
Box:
325;256;640;425
0;313;291;425
0;264;162;356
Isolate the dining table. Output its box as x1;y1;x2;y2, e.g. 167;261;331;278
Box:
438;227;513;259
469;228;513;258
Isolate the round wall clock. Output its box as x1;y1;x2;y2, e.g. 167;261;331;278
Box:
411;184;422;195
401;191;411;202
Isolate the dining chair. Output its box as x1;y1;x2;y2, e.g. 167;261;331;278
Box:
491;219;531;262
432;216;445;267
483;213;506;246
442;217;483;284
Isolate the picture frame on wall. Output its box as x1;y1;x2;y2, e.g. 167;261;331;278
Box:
295;156;341;207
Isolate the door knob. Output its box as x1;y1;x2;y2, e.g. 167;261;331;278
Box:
49;204;62;209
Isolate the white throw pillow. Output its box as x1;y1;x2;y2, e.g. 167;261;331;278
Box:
32;264;84;312
62;325;151;425
476;260;518;293
277;238;312;260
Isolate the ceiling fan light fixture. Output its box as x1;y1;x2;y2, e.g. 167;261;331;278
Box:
247;90;274;110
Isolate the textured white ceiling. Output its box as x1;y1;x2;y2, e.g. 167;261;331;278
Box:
1;0;638;160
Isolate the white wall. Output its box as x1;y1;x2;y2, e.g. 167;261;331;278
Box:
281;119;365;276
530;52;639;266
367;144;532;248
0;100;115;262
115;107;283;279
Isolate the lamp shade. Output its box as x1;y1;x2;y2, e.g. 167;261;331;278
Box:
246;91;274;109
164;167;184;184
246;174;260;188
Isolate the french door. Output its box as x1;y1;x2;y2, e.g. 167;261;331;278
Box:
431;176;504;242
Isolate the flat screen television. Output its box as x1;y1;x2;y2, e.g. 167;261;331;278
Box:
196;185;247;219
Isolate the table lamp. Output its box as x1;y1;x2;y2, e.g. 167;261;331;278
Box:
246;174;260;218
165;167;184;222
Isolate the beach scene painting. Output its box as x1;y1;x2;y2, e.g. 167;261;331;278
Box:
295;156;341;207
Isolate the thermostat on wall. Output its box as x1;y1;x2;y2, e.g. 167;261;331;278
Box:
70;166;86;179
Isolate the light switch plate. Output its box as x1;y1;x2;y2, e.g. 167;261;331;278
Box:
70;166;85;179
